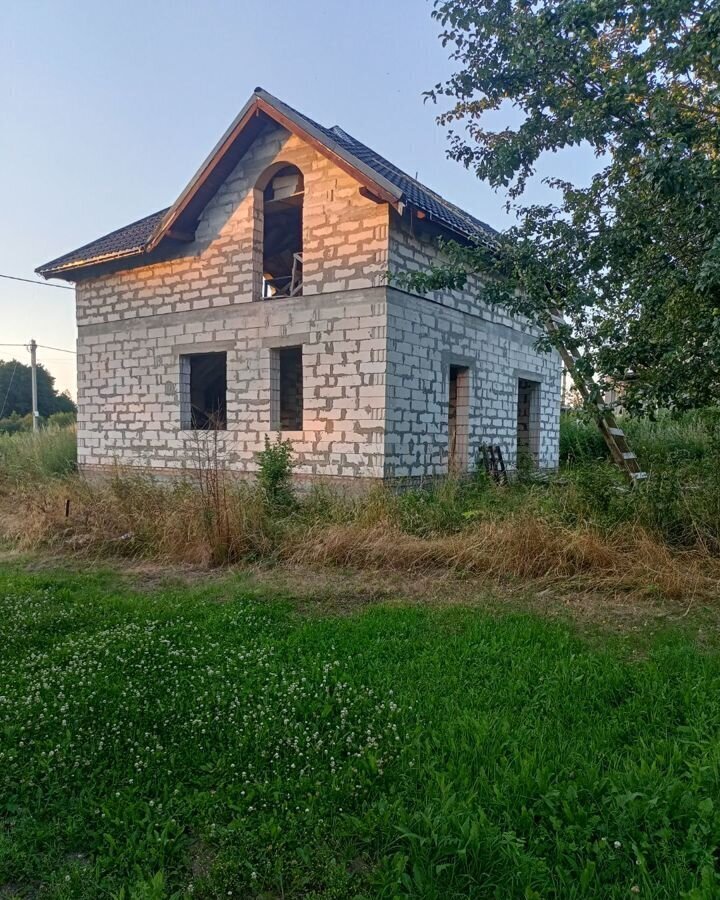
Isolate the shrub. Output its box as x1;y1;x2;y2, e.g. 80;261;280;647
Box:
256;435;296;509
47;411;76;429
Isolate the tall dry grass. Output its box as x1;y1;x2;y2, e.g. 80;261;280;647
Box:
288;517;720;601
4;471;278;566
3;469;717;602
1;423;719;601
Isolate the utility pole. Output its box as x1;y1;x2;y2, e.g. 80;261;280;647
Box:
29;339;39;432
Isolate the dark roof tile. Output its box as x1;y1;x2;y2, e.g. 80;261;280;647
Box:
37;208;169;276
38;92;495;278
327;125;496;241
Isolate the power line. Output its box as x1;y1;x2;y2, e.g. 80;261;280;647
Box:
0;342;76;354
0;273;73;290
38;344;76;354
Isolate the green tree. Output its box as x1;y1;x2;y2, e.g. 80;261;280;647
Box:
0;359;76;420
411;0;720;413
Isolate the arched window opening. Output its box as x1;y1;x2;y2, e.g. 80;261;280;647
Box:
262;165;304;298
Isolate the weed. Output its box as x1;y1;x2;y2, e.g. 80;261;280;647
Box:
1;418;719;598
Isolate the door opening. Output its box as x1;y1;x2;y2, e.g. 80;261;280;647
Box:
516;378;541;467
448;365;470;473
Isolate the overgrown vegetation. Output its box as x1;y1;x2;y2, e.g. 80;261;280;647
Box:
0;410;76;435
256;434;296;510
0;425;77;484
2;565;720;897
2;418;720;895
0;415;719;604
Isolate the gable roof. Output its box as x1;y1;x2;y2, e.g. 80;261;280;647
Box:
37;88;496;280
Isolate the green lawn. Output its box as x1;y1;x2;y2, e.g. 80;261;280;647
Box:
1;566;720;898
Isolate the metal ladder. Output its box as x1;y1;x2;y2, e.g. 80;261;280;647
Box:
545;311;647;485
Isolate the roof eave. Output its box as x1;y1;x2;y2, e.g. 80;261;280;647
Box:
407;204;496;248
36;246;146;281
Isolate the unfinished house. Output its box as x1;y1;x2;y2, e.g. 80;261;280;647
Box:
37;88;561;482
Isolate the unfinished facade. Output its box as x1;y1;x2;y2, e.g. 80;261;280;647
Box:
38;88;561;482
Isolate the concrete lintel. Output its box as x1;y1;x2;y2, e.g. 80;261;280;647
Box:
513;368;544;385
171;339;237;357
261;332;311;349
440;351;476;369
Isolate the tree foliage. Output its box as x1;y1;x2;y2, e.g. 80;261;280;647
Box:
0;359;76;421
415;0;720;412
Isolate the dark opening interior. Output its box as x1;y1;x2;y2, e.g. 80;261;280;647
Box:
278;346;303;430
263;166;304;298
189;352;227;429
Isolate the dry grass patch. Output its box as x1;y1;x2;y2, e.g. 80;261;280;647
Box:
2;472;278;566
291;515;720;601
2;457;719;606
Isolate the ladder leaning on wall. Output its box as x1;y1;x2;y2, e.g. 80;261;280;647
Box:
544;310;647;486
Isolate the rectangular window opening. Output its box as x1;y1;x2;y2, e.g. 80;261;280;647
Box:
180;352;227;430
516;378;540;466
448;365;470;473
271;346;304;430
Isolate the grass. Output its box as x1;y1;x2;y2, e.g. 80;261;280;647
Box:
2;563;720;898
0;426;76;485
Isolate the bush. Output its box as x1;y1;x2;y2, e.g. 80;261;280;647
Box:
0;412;35;434
256;435;296;509
47;411;76;429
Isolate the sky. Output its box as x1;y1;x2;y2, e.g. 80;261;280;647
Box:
1;0;598;399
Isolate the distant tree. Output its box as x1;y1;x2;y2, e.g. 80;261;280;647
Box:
0;359;76;421
409;0;720;413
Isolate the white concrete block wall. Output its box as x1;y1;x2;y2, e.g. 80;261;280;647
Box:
385;211;561;476
383;289;561;478
77;290;388;478
76;121;390;327
75;121;390;480
388;212;518;328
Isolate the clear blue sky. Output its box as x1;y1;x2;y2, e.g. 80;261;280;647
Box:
1;0;596;398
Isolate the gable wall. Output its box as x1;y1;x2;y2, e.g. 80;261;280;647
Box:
73;124;391;478
76;121;389;327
